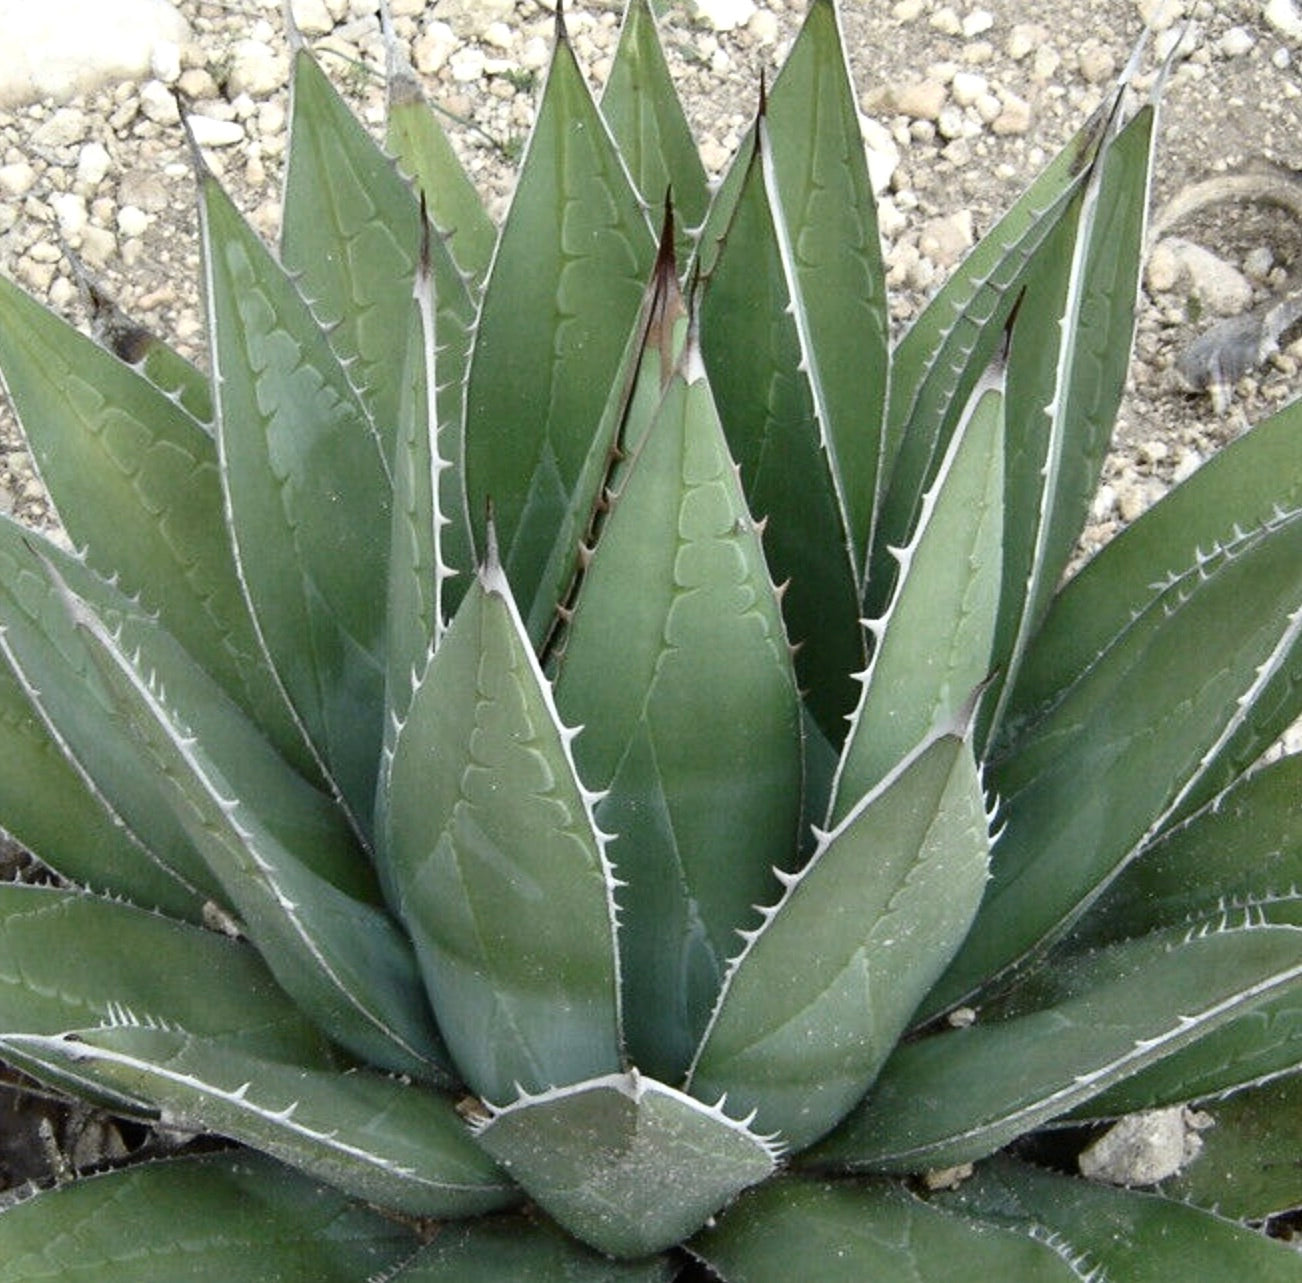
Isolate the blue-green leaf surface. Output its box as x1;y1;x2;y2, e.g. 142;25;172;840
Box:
0;271;306;772
987;105;1154;741
62;582;447;1080
689;732;988;1151
0;1152;419;1283
463;24;656;619
280;47;421;454
554;350;802;1084
533;213;688;652
1162;1075;1302;1222
600;0;709;266
0;521;216;912
386;58;495;291
201;168;391;838
830;375;1003;821
868;103;1107;616
699;121;864;744
814;924;1302;1172
931;507;1302;1008
393;1215;674;1282
0;650;200;919
473;1071;778;1259
1004;395;1302;736
941;1155;1302;1281
761;0;889;573
689;1174;1077;1281
383;551;622;1103
0;885;510;1218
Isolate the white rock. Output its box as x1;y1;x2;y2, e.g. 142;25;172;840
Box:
860;116;900;195
992;91;1032;135
1079;1107;1208;1186
290;0;336;36
1148;237;1254;315
228;39;288;98
520;36;551;71
413;21;457;75
919;210;974;267
76;141;112;187
33;107;89;149
693;0;757;33
930;6;963;36
431;0;514;34
0;0;191;107
962;9;994;37
51;192;88;236
187;115;246;147
1265;0;1302;40
950;71;988;106
139;79;181;125
150;40;182;84
257;100;287;139
482;21;514;51
1217;26;1255;57
0;163;37;198
1137;0;1185;31
749;9;780;43
449;47;487;84
117;204;151;237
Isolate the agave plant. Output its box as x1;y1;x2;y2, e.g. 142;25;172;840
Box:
0;1;1298;1276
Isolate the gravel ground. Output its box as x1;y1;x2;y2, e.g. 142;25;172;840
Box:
1;0;1300;544
0;0;1299;1191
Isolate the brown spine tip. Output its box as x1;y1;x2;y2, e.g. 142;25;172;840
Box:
648;195;686;388
418;190;432;278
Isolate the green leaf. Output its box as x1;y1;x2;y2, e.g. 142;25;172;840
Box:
830;375;1003;820
531;213;690;654
0;883;329;1063
383;552;622;1104
689;1174;1078;1281
0;271;306;773
383;215;474;754
8;1027;511;1217
201;167;390;838
761;0;889;573
1163;1075;1302;1221
554;351;802;1083
280;47;421;454
868;103;1107;617
0;654;201;919
698;121;864;745
600;0;709;266
463;24;656;619
1074;754;1302;947
472;1071;778;1259
393;1215;675;1282
0;887;511;1218
986;106;1154;741
0;522;217;909
932;507;1302;1007
60;580;448;1080
0;1152;418;1283
385;56;495;291
1067;986;1302;1120
1005;395;1302;735
1058;757;1302;1114
812;924;1302;1173
942;1155;1302;1282
688;732;988;1151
